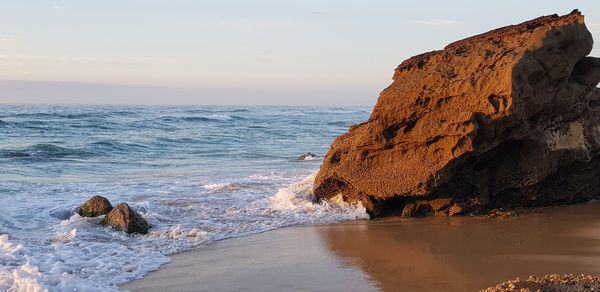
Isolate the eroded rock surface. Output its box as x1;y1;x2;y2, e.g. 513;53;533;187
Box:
101;203;150;234
482;274;600;292
78;195;113;217
314;10;600;217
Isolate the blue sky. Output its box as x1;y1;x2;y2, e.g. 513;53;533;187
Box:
0;1;599;105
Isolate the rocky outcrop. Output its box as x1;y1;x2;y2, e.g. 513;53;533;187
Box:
78;195;113;217
482;274;600;292
314;10;600;217
101;203;150;234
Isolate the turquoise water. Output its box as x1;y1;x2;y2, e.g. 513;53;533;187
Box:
0;105;370;291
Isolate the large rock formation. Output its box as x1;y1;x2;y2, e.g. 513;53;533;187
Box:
314;10;600;217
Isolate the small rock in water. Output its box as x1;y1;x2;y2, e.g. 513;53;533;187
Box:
79;195;113;217
101;203;150;234
297;152;317;160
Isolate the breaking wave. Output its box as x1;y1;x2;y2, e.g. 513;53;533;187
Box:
0;172;367;291
159;114;237;122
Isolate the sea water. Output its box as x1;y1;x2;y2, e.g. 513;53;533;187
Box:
0;105;370;291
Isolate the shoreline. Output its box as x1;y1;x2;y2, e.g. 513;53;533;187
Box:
123;201;600;291
123;223;377;292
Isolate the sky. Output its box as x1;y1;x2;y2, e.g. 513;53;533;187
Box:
0;0;599;105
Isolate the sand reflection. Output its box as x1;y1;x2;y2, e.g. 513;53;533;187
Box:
318;202;600;291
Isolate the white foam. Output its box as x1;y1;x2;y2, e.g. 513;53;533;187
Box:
145;225;208;241
248;173;287;181
53;229;77;242
269;172;369;222
0;260;46;292
0;171;368;291
0;233;101;292
0;234;26;261
201;182;240;192
203;113;233;121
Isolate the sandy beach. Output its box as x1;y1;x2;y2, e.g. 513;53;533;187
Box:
123;201;600;291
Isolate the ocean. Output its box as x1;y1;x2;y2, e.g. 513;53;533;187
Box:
0;105;370;291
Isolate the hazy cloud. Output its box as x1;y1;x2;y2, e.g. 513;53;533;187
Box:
0;36;26;49
0;80;376;106
0;35;20;43
415;19;460;27
0;55;180;65
221;19;293;33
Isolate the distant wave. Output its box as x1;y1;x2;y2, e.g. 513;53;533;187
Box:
66;123;114;130
0;144;91;159
7;113;104;119
107;110;137;116
88;140;152;155
323;108;370;114
184;108;251;114
327;121;352;127
159;114;236;122
0;118;113;130
0;119;51;129
19;120;51;130
225;108;251;113
89;141;133;153
155;137;203;144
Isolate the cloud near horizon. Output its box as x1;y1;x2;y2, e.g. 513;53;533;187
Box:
415;19;460;27
0;54;179;65
0;79;378;106
0;35;23;46
221;19;294;33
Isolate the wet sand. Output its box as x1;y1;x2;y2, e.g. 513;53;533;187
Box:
123;201;600;291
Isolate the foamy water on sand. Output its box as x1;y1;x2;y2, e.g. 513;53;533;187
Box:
0;105;370;291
